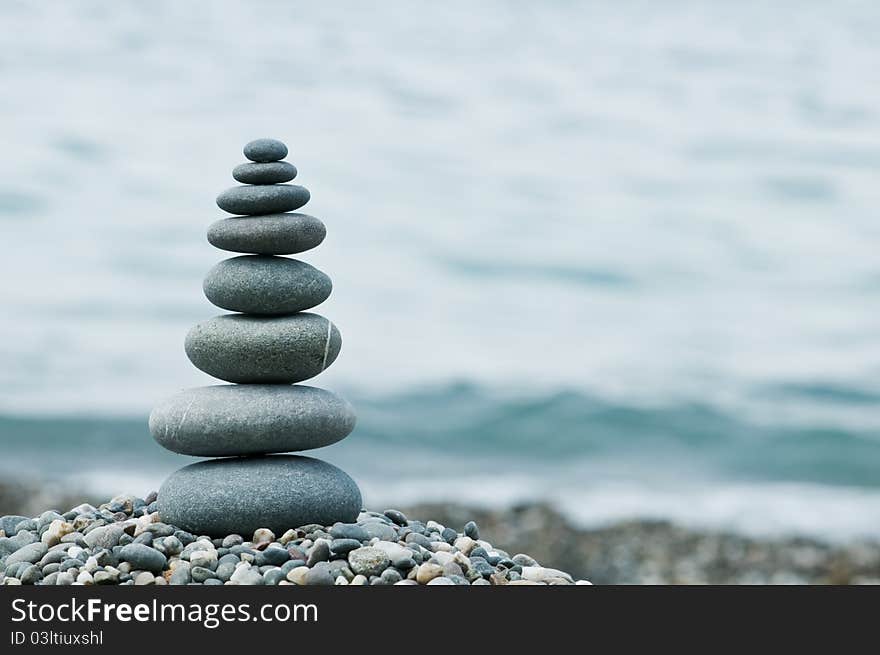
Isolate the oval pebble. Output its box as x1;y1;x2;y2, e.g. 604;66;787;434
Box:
149;385;356;456
233;161;297;184
207;213;326;256
158;456;362;536
244;138;288;162
203;256;331;315
216;184;310;216
185;312;341;384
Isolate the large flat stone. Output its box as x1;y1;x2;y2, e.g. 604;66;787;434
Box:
158;456;362;536
185;312;341;383
233;161;297;184
216;184;310;215
150;385;356;456
203;256;331;315
207;213;326;255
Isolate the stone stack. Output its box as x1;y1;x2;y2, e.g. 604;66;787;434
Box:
150;138;362;536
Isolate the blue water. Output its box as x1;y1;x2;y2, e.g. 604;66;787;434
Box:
1;1;880;537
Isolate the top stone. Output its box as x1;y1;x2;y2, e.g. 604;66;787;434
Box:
244;138;288;163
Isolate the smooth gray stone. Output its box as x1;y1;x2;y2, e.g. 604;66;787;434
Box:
203;256;332;315
207;213;326;256
216;185;309;216
119;544;166;572
233;161;297;184
244;138;288;162
4;542;47;567
149;385;356;456
185;312;341;384
158;456;362;537
0;516;29;536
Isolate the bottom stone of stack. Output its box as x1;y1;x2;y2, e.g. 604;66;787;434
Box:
158;455;361;536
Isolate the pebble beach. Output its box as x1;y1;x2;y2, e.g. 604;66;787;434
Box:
0;493;588;586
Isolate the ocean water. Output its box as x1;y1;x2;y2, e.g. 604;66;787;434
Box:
1;1;880;539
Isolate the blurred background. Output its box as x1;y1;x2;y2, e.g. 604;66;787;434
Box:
2;2;880;581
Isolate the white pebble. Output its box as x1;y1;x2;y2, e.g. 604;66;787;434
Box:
521;566;574;584
252;528;275;544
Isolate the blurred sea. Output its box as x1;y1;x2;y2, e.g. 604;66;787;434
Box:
2;1;880;539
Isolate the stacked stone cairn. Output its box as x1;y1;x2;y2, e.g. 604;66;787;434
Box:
149;138;362;537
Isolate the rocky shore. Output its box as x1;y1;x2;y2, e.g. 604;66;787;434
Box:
409;502;880;584
2;483;877;584
0;491;586;586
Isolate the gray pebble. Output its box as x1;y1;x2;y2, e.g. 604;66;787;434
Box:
144;523;175;537
330;524;369;542
330;539;362;556
381;568;402;584
233;161;297;184
222;534;243;548
304;562;334;586
19;564;42;584
5;542;47;566
0;516;29;536
158;455;361;536
185;313;341;384
83;525;124;550
150;384;355;457
207;213;326;256
243;138;288;163
15;519;37;533
94;570;119;585
512;553;539;567
215;562;235;582
119;544;166;572
392;554;416;571
348;547;391;577
190;566;216;583
216;184;309;216
405;533;432;550
383;509;407;526
59;560;80;573
133;533;153;546
55;572;74;586
464;521;480;540
204;255;331;316
281;560;303;575
361;522;397;541
169;564;191;585
263;568;286;585
260;546;290;566
307;541;330;567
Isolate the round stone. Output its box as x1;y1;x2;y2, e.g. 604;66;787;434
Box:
207;213;326;256
216;185;310;216
243;138;288;162
119;544;166;572
157;456;362;537
185;313;341;384
149;385;356;456
203;256;332;315
348;547;391;577
233;161;297;184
